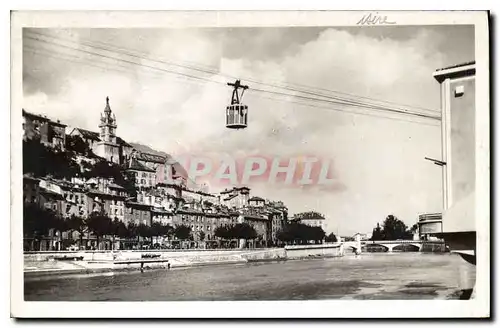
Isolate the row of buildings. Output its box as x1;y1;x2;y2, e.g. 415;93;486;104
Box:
22;97;325;250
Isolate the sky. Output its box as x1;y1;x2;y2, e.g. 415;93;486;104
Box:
22;25;475;236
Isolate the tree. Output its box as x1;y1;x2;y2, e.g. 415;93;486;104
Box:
294;211;326;222
150;222;173;244
108;218;129;249
198;231;206;241
174;224;192;240
86;211;113;249
162;224;174;239
230;223;257;240
276;222;326;245
371;223;383;241
84;160;137;199
276;228;293;243
66;134;90;155
23;137;81;180
150;222;163;241
52;215;72;249
137;223;153;245
214;225;230;239
370;215;414;241
68;215;87;248
23;203;59;250
202;200;213;208
127;222;139;246
325;232;338;243
115;220;130;239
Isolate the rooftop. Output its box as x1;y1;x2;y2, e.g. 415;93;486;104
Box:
108;183;126;190
223;194;238;201
127;158;156;172
418;213;442;221
72;127;131;147
39;187;64;199
433;61;476;82
73;128;100;141
23;109;67;127
87;189;127;199
23;174;40;182
125;201;152;209
135;151;166;164
243;214;268;221
435;61;475;72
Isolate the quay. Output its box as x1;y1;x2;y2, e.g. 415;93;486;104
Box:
24;245;347;277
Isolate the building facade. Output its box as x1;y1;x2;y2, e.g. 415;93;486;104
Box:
23;100;296;250
220;187;250;209
433;62;476;264
22;109;67;150
418;213;443;241
127;157;157;189
296;216;326;230
23;175;40;204
124;202;152;226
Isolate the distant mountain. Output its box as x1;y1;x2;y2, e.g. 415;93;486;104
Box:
129;142;188;178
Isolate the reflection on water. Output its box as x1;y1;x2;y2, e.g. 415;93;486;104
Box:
24;252;475;301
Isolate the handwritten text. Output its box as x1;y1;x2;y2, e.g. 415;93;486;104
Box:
357;13;396;25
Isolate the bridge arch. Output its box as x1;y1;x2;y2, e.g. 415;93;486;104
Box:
346;245;361;252
392;243;421;252
364;243;389;253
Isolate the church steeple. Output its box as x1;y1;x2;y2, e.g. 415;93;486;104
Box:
99;96;117;143
104;96;111;114
95;96;120;164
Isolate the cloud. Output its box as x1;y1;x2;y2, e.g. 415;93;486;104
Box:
22;26;474;235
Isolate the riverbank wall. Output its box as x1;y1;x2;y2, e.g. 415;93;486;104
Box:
284;243;343;259
24;249;285;277
24;245;341;278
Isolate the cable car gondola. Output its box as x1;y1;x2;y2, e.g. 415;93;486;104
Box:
226;80;249;129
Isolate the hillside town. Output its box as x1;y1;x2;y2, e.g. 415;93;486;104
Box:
22;97;328;251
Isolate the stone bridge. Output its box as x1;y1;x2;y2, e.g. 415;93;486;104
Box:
342;239;445;254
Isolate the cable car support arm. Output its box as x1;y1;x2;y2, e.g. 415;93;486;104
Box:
227;80;249;105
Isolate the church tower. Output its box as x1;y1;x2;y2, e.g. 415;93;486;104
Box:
94;97;120;164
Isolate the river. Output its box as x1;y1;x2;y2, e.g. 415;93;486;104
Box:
24;252;475;301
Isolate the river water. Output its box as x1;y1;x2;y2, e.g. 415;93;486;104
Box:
24;252;475;301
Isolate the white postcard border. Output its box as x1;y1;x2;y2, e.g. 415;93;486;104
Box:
10;10;490;318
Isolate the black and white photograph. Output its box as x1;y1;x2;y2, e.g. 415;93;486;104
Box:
10;10;490;318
